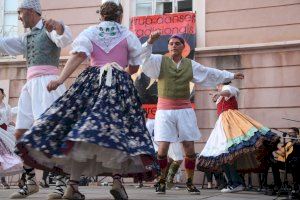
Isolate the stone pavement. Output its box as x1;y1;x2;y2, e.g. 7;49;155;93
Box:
0;185;288;200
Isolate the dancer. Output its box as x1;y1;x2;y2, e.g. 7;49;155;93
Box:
134;72;184;190
198;82;279;193
17;1;155;200
0;88;23;189
140;31;244;195
146;118;184;190
0;0;72;198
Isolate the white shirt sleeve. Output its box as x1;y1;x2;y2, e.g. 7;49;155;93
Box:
140;42;162;79
0;36;26;56
192;60;235;87
46;25;73;48
127;32;142;66
70;32;93;58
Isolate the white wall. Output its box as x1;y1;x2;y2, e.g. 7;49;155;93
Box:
193;0;205;48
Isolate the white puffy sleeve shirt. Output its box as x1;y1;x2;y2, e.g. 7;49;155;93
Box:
71;30;142;66
0;20;72;56
141;42;235;87
222;85;239;100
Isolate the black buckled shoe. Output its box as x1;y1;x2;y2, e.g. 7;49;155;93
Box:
186;179;200;195
155;181;166;194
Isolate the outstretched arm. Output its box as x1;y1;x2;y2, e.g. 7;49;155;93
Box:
140;31;163;79
47;52;87;92
140;31;161;62
192;60;244;87
0;36;26;56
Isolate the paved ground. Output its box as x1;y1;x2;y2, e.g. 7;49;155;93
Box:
0;185;288;200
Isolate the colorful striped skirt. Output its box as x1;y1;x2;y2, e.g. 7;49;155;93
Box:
197;109;279;172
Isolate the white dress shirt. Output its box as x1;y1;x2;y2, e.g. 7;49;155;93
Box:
140;42;235;88
0;19;72;56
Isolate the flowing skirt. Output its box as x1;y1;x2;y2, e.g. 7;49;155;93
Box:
0;127;23;177
17;64;156;179
197;109;279;172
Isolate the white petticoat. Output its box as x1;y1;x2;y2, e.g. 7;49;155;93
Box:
27;142;148;177
200;115;228;157
0;126;23;176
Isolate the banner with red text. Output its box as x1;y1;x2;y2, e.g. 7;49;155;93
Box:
131;12;196;118
130;11;196;57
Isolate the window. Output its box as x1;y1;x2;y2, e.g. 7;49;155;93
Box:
0;0;18;57
155;0;173;15
178;0;193;12
136;0;193;16
0;0;18;37
136;0;153;16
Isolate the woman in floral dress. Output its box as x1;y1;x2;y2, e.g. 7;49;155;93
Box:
17;1;155;199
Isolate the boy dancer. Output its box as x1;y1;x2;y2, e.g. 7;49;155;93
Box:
141;31;244;195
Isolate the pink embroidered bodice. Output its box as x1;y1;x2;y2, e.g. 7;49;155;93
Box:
90;39;129;68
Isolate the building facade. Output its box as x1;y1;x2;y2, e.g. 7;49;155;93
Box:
1;0;300;184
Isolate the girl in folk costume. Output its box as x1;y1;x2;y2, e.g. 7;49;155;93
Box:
198;82;279;193
17;1;156;200
0;88;23;189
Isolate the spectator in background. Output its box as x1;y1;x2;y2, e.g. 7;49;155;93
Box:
0;88;23;189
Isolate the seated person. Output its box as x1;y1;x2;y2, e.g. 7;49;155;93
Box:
267;127;300;198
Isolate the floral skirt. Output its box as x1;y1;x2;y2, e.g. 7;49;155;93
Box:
197;109;279;173
17;65;156;179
